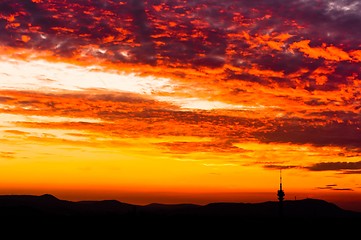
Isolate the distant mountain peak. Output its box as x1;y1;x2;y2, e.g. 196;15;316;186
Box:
39;194;59;200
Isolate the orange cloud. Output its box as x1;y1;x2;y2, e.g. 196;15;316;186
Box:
4;130;29;135
0;151;15;159
289;40;355;62
1;0;361;208
21;35;31;43
350;50;361;62
309;66;336;86
157;140;247;154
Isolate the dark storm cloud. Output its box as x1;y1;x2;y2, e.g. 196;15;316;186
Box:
308;111;360;121
255;119;361;149
128;0;156;64
342;170;361;174
156;140;247;154
239;0;361;44
307;161;361;171
316;185;353;191
263;164;298;170
1;0;359;69
326;184;337;187
332;188;353;191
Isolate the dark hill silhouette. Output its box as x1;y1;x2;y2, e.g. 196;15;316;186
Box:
0;194;359;239
0;194;136;217
1;194;361;236
139;199;361;220
0;194;360;220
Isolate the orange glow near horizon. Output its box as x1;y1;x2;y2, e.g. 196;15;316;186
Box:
0;0;360;212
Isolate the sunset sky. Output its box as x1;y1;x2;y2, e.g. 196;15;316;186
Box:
1;0;361;211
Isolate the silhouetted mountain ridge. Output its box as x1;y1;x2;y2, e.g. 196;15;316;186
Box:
0;194;360;220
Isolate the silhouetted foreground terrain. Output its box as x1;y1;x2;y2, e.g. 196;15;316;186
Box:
0;194;360;218
1;194;361;233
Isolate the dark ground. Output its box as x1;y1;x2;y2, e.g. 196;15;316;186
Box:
0;194;360;237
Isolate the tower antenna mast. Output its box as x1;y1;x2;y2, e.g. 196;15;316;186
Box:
277;169;285;218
